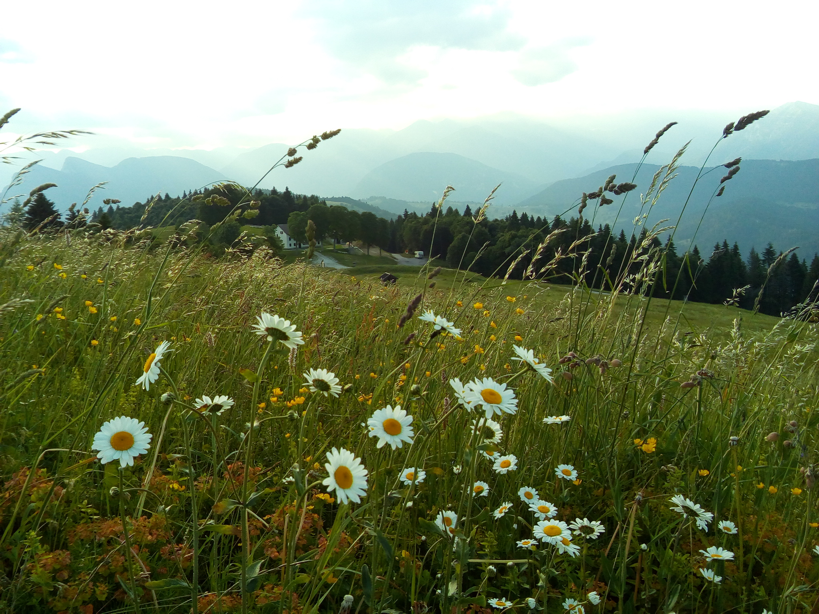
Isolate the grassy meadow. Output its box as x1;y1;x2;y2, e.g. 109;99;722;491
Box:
1;112;819;613
1;224;817;614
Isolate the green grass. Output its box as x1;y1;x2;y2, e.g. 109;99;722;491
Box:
0;227;816;614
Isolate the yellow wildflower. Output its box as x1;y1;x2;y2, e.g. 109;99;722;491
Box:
792;487;803;495
698;469;710;477
53;263;62;270
515;308;525;315
88;306;98;314
134;318;141;325
473;302;483;309
768;486;778;494
474;345;484;354
506;296;516;302
110;316;117;322
26;265;34;271
514;335;523;342
483;310;490;317
90;339;99;346
456;301;463;307
490;321;497;328
58;272;66;279
756;482;765;489
489;335;496;341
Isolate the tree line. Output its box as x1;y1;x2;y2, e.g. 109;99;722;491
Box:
8;186;817;318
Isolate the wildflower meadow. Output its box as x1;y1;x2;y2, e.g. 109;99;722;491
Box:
1;114;818;614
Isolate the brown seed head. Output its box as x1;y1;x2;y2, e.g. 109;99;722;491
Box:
722;122;735;138
320;129;342;140
287;147;297;157
765;432;779;442
733;110;770;132
724;157;742;169
284;156;303;169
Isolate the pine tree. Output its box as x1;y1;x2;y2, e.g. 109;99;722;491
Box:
2;198;25;227
23;193;61;231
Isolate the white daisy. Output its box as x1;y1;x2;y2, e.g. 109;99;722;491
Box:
253;312;304;349
302;368;342;398
718;520;738;534
517;538;538;550
493;454;518;474
529;499;558;520
472;481;490;497
418;310;437;326
569;518;605;540
452;464;462;474
699;546;734;562
418;310;461;337
399;467;426;485
554;536;580;557
135;341;171;390
699;568;722;583
543;415;571;424
555;464;578;481
475;417;503;443
92;416;152;468
435;510;458;537
587;591;601;605
464;377;518;418
562;597;584;612
534;519;570;545
670;495;714;531
488;598;512;609
449;378;475;409
482;448;500;461
193;394;234;416
519;486;539;503
322;447;368;504
367;405;414;449
493;502;513;519
512;345;553;382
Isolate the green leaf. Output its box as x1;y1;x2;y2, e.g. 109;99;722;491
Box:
418;517;445;538
238;368;258;383
145;578;190;590
361;564;373;606
212;499;240;514
244;558;264;592
373;528;394;559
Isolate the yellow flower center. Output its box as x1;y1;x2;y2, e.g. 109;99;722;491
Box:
561;468;572;476
561;537;571;546
474;485;484;494
382;418;402;436
711;554;723;559
481;388;502;404
500;460;512;469
334;466;353;489
110;431;135;451
405;472;415;481
538;505;550;513
524;491;534;499
443;516;453;527
544;525;562;537
143;352;157;373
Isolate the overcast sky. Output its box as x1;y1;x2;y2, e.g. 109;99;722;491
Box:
1;0;817;150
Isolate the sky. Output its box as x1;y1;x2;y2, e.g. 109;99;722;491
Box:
1;0;818;151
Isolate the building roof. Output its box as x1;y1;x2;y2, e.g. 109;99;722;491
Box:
277;224;290;235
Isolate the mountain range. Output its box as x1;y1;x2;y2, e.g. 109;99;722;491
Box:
2;101;818;257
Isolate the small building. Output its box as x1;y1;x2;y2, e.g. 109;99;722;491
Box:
275;224;306;250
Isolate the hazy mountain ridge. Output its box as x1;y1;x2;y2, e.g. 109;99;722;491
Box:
352;152;545;205
515;158;819;257
10;156;227;212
